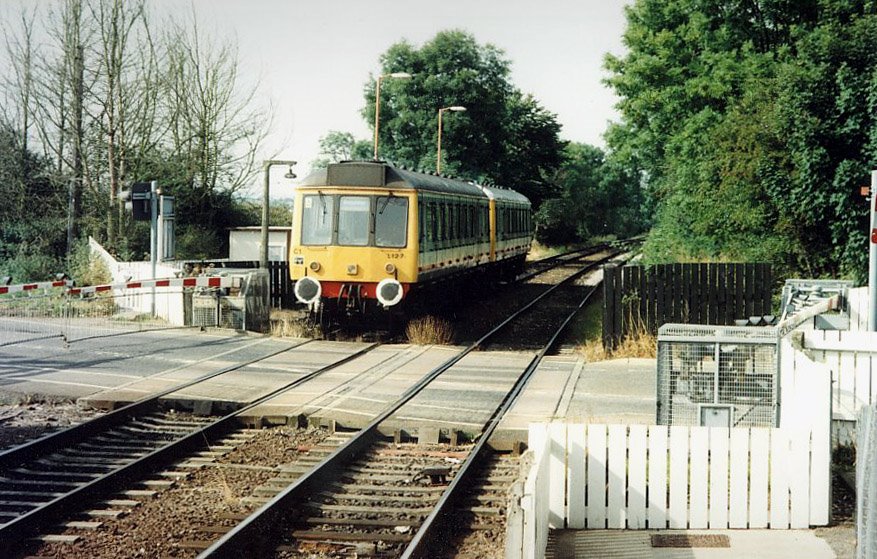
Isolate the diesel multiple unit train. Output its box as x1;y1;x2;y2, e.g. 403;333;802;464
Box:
291;161;532;320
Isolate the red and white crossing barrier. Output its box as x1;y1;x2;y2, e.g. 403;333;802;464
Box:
67;276;241;296
0;280;73;296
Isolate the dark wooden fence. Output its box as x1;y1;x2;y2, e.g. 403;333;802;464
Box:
184;260;294;309
602;263;773;350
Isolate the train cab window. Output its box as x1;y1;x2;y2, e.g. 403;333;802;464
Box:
375;196;408;248
301;194;334;245
338;196;370;246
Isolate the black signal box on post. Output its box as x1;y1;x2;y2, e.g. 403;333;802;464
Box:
120;182;152;221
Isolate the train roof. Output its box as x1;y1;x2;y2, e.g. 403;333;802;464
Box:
480;184;531;205
298;161;529;204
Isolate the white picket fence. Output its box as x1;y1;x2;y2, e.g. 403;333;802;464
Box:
803;329;877;420
847;286;871;332
526;422;825;533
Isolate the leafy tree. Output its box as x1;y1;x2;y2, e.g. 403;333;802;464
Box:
0;121;67;281
606;0;877;281
310;130;371;171
362;30;565;207
535;143;645;245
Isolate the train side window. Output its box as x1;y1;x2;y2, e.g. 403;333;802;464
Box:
301;194;334;245
418;202;425;248
452;203;460;245
337;196;370;246
375;196;408;248
482;206;488;238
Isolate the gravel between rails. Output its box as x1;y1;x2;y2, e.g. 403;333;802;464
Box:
0;399;105;451
22;425;331;559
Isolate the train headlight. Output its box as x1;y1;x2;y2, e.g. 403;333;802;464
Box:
384;263;396;274
309;261;321;272
376;278;404;307
294;277;321;304
346;264;358;275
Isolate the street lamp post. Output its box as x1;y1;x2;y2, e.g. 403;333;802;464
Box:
373;72;412;160
437;106;467;174
261;160;297;269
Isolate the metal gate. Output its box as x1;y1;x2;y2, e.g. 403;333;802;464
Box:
657;324;778;428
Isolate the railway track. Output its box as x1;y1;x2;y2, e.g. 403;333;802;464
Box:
0;339;376;556
6;248;624;557
195;250;620;558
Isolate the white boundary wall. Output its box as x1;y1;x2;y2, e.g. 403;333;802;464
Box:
89;237;185;324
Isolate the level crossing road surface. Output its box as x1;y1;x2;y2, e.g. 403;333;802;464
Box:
0;329;302;401
0;327;659;447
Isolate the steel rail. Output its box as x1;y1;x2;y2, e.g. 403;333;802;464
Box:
0;337;311;470
402;279;605;557
516;237;640;284
515;243;609;283
198;251;620;558
1;339;378;547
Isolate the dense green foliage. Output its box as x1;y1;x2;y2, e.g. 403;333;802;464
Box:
0;123;67;279
363;30;567;208
607;0;877;280
535;143;645;244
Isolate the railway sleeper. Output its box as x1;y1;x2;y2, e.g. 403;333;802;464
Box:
304;516;421;528
0;489;63;500
32;460;119;473
0;477;79;488
304;502;433;515
45;454;135;466
81;508;127;519
9;468;102;481
130;419;207;432
291;530;414;543
329;482;447;495
78;440;161;452
317;492;437;505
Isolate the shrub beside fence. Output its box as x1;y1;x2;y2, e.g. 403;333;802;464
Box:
603;263;773;350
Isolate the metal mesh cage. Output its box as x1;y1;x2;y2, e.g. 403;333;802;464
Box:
192;292;219;327
657;324;779;428
219;296;245;330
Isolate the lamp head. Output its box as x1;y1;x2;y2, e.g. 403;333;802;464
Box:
449;106;467;112
389;72;413;79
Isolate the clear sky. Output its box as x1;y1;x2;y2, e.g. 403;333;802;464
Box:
2;0;629;191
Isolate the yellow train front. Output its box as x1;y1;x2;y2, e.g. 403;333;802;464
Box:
290;161;531;321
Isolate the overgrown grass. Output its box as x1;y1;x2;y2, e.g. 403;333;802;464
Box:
578;325;657;361
405;315;454;345
528;241;563;261
269;309;314;338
